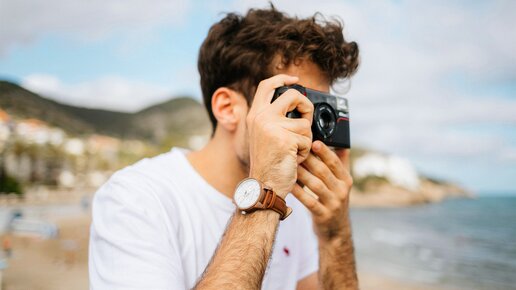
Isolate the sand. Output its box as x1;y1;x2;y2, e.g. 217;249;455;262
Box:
1;215;90;290
1;214;448;290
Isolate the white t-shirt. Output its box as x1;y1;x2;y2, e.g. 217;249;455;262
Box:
89;148;319;290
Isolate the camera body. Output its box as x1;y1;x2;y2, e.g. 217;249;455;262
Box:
272;84;351;148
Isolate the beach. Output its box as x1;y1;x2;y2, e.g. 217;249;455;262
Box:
1;214;446;290
1;196;515;290
1;215;90;290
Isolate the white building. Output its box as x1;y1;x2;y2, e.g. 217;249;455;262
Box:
353;153;421;191
64;138;85;156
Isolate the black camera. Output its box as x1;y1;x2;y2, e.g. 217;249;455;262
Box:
272;84;350;148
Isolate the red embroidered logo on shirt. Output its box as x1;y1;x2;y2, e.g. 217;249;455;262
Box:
283;246;290;256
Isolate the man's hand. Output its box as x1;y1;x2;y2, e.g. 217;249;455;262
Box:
194;76;314;290
292;140;358;290
293;140;353;241
247;74;314;198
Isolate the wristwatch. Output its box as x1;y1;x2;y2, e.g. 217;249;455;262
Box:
233;178;292;220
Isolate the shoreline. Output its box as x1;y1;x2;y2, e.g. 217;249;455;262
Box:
0;183;473;209
0;211;461;290
2;193;506;290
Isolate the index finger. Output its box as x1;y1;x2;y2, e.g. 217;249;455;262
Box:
270;89;314;123
251;74;299;110
335;148;351;172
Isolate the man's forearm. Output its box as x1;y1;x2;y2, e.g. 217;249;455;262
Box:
194;210;280;289
318;214;358;290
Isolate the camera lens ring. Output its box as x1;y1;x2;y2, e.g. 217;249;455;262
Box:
314;103;336;139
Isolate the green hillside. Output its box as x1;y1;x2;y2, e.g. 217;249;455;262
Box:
0;80;212;143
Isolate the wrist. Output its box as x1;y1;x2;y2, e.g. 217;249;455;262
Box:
316;215;352;243
318;230;349;246
248;172;288;199
236;207;281;221
234;177;292;220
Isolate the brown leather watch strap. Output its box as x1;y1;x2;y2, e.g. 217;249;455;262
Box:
262;188;292;220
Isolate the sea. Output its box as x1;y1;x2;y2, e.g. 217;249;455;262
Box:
350;196;516;290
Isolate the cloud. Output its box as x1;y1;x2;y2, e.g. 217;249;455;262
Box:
3;0;515;190
21;74;173;112
0;0;190;55
231;1;516;189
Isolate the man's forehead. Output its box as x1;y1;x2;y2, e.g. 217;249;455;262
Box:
276;60;331;93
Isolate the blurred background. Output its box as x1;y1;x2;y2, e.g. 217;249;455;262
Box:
0;1;515;289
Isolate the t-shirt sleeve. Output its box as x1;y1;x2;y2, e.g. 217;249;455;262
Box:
296;203;320;281
89;173;186;290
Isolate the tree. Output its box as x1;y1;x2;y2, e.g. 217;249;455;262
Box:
0;169;23;195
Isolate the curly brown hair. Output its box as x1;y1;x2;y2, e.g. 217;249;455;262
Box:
198;6;359;129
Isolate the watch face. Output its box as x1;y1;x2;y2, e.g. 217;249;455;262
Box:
234;179;261;209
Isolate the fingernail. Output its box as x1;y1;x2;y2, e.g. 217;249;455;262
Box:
313;142;320;151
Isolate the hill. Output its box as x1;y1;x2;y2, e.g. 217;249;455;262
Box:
0;80;211;143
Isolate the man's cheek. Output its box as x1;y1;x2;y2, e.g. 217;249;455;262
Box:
240;133;251;168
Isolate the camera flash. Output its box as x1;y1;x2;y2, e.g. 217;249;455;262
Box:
337;97;348;112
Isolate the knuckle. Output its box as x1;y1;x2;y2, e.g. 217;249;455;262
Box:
336;179;347;189
328;158;339;170
302;135;312;148
336;180;351;201
338;191;349;202
284;90;297;100
307;99;315;111
310;179;325;193
301;118;311;130
305;197;318;209
311;166;324;178
258;79;268;89
306;131;313;141
298;143;308;153
329;201;341;212
312;163;327;177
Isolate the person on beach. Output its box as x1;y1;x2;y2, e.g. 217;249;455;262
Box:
2;236;11;258
89;5;359;290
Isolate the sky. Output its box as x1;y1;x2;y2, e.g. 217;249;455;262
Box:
0;0;515;194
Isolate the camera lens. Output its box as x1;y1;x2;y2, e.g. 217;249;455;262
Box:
318;111;333;130
314;103;336;139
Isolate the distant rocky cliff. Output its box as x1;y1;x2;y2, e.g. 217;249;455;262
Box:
350;152;471;207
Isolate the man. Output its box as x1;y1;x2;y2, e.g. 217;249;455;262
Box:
89;6;359;290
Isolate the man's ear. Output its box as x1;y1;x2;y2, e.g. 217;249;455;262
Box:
211;87;248;132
